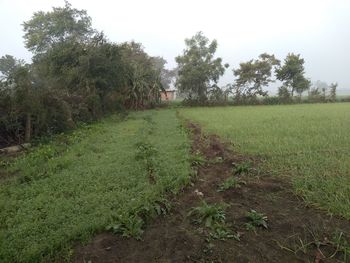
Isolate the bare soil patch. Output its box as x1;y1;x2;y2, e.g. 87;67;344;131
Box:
73;122;350;263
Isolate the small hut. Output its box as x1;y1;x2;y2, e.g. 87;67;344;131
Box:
160;89;176;101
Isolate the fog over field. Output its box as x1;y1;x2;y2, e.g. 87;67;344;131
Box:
1;0;350;94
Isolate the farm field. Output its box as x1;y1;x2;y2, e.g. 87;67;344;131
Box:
179;103;350;219
1;103;350;262
2;1;350;261
0;110;191;262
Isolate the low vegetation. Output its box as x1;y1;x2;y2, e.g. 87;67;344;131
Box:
0;110;191;262
180;103;350;219
245;210;268;230
0;2;176;147
217;176;246;192
189;201;236;241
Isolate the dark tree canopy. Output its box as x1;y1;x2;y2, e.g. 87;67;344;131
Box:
0;55;26;81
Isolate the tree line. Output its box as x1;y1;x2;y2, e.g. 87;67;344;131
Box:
0;3;342;147
175;32;339;106
0;2;174;146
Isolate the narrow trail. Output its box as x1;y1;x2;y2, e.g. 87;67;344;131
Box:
73;122;350;263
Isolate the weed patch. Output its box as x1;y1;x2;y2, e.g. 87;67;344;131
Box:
245;209;268;230
189;201;237;241
217;176;246;192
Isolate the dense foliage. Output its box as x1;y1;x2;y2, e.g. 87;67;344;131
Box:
232;53;280;104
275;53;311;98
175;32;228;104
0;2;168;146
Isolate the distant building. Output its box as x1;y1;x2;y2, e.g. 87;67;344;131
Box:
160;90;176;101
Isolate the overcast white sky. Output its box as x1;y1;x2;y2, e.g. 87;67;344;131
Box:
1;0;350;93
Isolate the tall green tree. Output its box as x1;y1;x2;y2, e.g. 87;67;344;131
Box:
277;85;292;103
329;82;337;101
0;56;36;143
233;53;280;102
13;65;37;142
275;53;310;97
0;55;25;81
119;41;163;109
23;1;94;54
175;32;228;103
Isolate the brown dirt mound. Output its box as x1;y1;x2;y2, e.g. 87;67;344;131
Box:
73;122;350;263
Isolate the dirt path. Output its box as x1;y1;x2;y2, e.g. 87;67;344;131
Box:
73;123;350;263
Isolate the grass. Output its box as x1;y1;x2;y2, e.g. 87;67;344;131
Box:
0;109;191;263
179;103;350;219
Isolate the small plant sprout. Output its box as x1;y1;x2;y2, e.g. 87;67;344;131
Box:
233;161;251;175
107;215;144;240
190;151;207;166
217;176;246;192
209;223;236;241
245;209;268;230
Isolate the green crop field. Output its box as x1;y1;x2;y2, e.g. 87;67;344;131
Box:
1;103;349;262
0;110;191;263
179;103;350;219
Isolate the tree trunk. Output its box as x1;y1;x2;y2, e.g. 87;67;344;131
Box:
25;113;31;143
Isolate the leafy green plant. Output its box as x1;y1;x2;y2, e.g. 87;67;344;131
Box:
107;215;144;240
138;199;171;221
189;201;227;227
189;201;239;241
217;176;246;192
245;209;268;230
233;161;251;175
209;223;236;241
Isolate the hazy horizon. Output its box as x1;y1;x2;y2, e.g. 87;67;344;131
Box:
1;0;350;94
